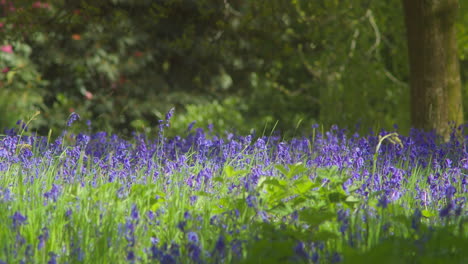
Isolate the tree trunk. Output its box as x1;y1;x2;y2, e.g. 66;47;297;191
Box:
402;0;463;140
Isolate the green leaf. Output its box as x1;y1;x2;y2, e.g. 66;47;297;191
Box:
195;191;211;197
287;162;308;178
299;208;335;226
292;176;320;194
421;209;436;218
213;176;225;183
345;195;360;203
274;164;289;177
224;165;249;177
327;191;347;203
6;70;16;84
275;162;308;179
313;230;339;242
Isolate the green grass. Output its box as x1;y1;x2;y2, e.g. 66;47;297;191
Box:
0;133;466;264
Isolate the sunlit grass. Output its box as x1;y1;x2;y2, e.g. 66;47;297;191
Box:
0;119;466;263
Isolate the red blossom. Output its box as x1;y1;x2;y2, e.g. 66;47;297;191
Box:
134;51;143;57
84;91;93;100
32;1;50;9
72;34;81;40
0;45;13;53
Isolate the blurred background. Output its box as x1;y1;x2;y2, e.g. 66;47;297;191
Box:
0;0;467;138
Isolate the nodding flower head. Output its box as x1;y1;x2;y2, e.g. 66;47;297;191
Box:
165;108;175;121
67;112;80;127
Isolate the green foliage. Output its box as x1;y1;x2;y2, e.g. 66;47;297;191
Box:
0;40;46;129
171;96;253;136
0;133;467;263
458;0;468;60
0;0;466;136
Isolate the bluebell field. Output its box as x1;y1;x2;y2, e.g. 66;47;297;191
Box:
0;112;466;263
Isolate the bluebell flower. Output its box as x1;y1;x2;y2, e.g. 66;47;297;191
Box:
169;242;180;257
231;239;243;259
294;242;309;260
246;194;257;208
177;221;186;232
127;250;135;263
214;235;225;255
311;251;319;263
38;227;49;250
165;108;175;122
11;211;27;228
377;195;389;209
47;252;57;264
161;254;176;264
65;208;73;219
130;204;139;222
187;121;196;133
187;231;199;244
44;184;61;202
67;112;80;127
445;185;456;199
187;243;201;263
331;252;342;263
439;202;453;218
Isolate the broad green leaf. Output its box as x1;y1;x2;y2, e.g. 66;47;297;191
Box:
327;191;347;203
224;165;249;177
274;164;289;177
287;162;308;178
293;176;320;194
345;195;360;203
213;176;225;183
421;209;436;218
299;208;335;226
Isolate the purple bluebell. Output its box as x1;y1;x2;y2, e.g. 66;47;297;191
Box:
214;235;225;255
65;208;73;219
11;211;27;228
187;121;196;133
177;221;186;232
127;251;135;263
169;242;180;257
294;242;309;260
445;185;457;199
439;202;454;218
187;243;201;263
377;195;389;209
187;231;199;244
38;227;49;250
47;252;57;264
330;252;342;263
246;194;257;208
44;184;61;202
231;239;243;259
161;254;176;264
130;204;139;222
67;112;80;127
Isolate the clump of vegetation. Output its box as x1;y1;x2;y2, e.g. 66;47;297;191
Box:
0;114;466;263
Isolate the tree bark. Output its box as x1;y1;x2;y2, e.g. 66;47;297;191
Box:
402;0;463;139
